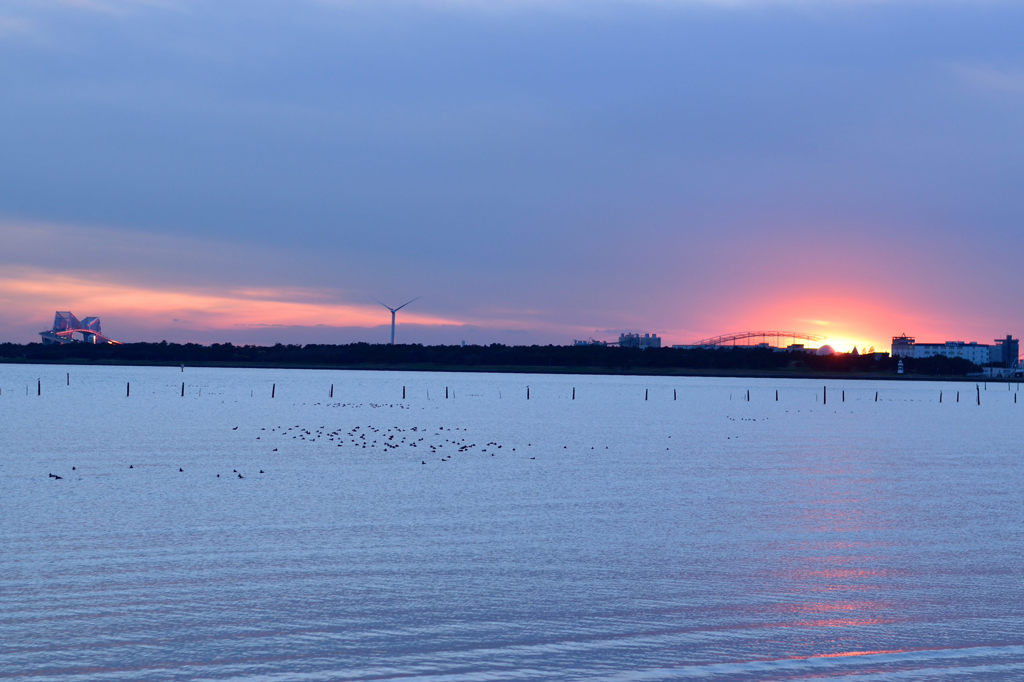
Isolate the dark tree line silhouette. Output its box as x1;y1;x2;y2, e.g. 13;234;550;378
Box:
0;341;982;377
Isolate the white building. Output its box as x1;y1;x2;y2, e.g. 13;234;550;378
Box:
891;334;1019;368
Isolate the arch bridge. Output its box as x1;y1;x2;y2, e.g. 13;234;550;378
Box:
691;331;824;348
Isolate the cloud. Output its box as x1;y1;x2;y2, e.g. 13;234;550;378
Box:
954;63;1024;94
0;15;35;38
313;0;960;7
0;217;615;344
0;219;287;291
48;0;121;13
0;264;465;341
25;0;180;13
0;218;469;342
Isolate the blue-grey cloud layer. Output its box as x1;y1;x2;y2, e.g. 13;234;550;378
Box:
1;0;1022;343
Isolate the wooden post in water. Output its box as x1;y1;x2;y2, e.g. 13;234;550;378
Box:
272;383;276;399
977;385;981;405
527;386;530;400
823;385;827;405
403;386;406;399
842;390;845;402
875;391;878;402
957;391;960;403
445;386;449;399
674;388;677;401
645;389;648;401
329;384;333;398
181;382;185;397
66;372;70;386
37;379;40;396
126;382;130;397
746;389;750;402
572;387;575;400
940;391;943;403
775;389;778;401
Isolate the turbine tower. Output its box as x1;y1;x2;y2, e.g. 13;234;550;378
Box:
379;297;419;345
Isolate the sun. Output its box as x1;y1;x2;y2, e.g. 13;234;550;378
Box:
818;336;880;354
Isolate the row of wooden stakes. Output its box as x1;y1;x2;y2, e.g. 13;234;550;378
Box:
15;375;1019;405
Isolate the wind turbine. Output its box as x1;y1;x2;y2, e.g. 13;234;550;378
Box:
378;297;419;345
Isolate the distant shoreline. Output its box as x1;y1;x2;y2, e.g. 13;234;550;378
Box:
0;342;1001;383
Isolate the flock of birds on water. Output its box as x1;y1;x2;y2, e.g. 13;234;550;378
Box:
45;413;769;481
36;395;853;483
44;421;549;482
253;423;536;465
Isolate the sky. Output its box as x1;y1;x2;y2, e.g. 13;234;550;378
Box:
1;0;1022;351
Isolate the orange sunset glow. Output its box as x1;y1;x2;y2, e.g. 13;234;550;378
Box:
714;290;971;356
0;267;464;337
0;260;974;350
1;214;1012;349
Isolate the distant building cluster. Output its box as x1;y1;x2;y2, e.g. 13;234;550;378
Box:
891;334;1018;368
572;332;662;349
618;332;661;349
570;328;1021;374
40;311;119;345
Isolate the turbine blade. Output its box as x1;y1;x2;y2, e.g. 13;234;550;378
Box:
394;296;420;312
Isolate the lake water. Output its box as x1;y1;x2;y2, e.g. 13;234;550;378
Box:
1;364;1023;680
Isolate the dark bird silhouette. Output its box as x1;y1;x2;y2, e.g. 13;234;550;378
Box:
129;464;133;469
232;426;238;430
179;467;184;472
238;473;244;479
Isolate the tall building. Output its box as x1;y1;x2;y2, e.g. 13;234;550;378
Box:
891;334;1018;368
993;335;1019;368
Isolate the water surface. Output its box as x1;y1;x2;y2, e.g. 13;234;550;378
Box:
2;366;1022;680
